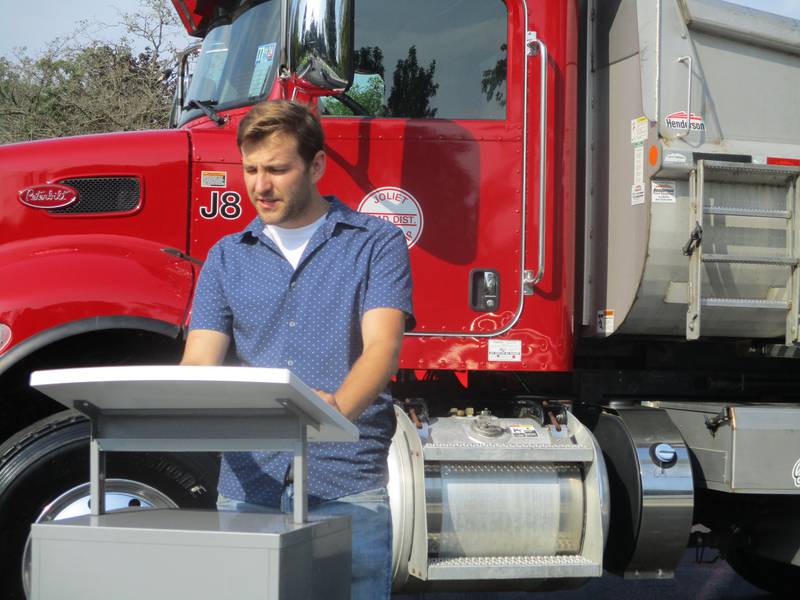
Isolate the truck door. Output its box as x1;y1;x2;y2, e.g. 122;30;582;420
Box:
320;0;523;335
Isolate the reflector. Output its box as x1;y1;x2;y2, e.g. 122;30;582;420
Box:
0;323;11;353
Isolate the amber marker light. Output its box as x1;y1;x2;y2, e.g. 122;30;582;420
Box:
648;144;659;166
0;323;11;353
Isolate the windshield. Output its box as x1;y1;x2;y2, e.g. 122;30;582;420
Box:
179;0;282;126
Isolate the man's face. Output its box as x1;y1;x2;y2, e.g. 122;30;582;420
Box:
242;133;325;228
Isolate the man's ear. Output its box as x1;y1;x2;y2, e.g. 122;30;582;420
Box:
309;150;326;184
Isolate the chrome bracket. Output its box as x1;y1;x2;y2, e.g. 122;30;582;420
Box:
705;407;731;434
526;31;539;56
523;271;536;295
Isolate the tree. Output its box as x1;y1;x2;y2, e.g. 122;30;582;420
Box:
481;43;507;108
386;46;438;119
354;46;385;79
0;0;184;144
320;45;440;119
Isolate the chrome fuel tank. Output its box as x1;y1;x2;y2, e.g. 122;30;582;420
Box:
387;407;609;592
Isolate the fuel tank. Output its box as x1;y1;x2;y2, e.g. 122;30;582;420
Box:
386;406;609;592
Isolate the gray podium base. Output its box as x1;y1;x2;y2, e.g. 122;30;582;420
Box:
30;508;351;600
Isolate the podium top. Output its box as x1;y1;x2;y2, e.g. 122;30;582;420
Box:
30;365;359;443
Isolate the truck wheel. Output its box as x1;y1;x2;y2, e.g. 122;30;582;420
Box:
726;547;800;598
0;410;219;600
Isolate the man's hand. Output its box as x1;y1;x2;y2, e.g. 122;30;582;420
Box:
181;329;231;365
314;389;341;412
330;307;406;421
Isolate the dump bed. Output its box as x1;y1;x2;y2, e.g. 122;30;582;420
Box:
583;0;800;343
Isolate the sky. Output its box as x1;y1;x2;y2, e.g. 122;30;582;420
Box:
0;1;194;59
1;0;799;59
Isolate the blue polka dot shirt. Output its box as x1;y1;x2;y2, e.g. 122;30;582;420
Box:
189;196;414;506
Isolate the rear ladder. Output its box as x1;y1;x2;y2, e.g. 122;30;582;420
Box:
686;160;800;344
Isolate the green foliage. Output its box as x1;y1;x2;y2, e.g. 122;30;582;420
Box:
0;0;183;144
321;75;386;117
321;45;440;120
354;46;385;79
386;46;438;119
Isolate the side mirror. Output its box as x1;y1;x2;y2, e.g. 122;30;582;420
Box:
288;0;354;95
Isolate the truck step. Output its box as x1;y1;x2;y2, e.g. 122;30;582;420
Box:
426;555;602;580
701;298;789;310
703;160;800;185
704;206;791;219
701;254;798;266
423;444;595;463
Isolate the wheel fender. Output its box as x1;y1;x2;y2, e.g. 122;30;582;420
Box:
591;407;695;578
0;316;182;379
0;235;196;358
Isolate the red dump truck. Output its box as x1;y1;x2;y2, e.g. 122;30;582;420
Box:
2;0;799;597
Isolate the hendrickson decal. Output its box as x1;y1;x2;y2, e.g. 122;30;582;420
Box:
664;111;705;132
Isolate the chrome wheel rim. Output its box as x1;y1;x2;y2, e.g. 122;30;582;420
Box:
21;479;178;598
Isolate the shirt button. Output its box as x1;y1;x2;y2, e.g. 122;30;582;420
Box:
289;321;297;328
290;281;298;289
287;359;294;367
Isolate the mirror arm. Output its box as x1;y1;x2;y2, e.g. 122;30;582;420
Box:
177;42;203;109
333;93;369;116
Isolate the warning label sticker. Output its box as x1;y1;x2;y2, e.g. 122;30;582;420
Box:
509;425;539;438
358;187;424;248
201;171;227;188
631;183;645;206
634;144;644;185
488;339;522;362
597;309;615;334
664;111;706;132
631;116;648;145
652;180;677;203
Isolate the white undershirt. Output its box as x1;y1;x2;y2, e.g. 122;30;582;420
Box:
263;213;327;269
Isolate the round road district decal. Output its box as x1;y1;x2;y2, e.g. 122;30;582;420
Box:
793;457;800;488
358;186;424;248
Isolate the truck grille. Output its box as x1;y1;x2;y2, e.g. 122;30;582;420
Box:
50;177;141;214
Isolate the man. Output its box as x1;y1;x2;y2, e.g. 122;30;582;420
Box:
181;100;414;599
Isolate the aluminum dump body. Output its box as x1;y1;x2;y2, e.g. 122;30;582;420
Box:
584;0;800;342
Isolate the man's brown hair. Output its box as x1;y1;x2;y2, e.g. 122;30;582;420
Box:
237;100;324;166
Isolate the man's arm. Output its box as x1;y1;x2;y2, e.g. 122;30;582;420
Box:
317;307;406;421
181;329;231;366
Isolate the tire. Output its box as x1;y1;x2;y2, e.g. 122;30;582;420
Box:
726;547;800;598
0;410;219;600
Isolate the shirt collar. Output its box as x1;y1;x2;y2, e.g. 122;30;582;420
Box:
238;196;366;244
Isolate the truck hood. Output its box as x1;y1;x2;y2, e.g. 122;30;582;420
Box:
1;130;192;250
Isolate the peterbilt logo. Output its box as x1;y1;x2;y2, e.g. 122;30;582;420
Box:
18;184;78;209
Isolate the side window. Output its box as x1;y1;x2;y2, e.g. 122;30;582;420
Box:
320;0;508;120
